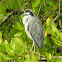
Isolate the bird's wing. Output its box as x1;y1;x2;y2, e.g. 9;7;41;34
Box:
28;16;44;49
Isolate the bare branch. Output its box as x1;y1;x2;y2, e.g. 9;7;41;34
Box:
0;8;22;27
59;0;60;14
52;14;60;23
37;3;43;17
0;12;13;27
38;56;62;62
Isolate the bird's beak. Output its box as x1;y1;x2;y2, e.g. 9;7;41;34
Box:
20;13;25;16
20;12;29;16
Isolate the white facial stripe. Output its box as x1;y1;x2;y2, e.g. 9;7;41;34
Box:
25;12;30;14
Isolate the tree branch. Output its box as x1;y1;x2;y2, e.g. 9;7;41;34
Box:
37;3;43;17
0;8;22;27
0;12;13;27
59;0;60;14
38;56;62;62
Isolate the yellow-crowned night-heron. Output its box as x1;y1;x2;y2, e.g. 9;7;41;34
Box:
21;9;44;52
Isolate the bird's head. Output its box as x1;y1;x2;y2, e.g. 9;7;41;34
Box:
21;9;34;16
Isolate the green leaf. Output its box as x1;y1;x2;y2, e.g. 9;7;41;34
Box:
14;38;23;47
12;42;15;50
45;12;50;17
49;30;56;36
5;44;12;53
52;25;59;37
0;4;6;13
52;2;57;10
55;41;62;46
16;22;24;30
46;52;49;62
59;19;62;28
14;37;26;52
51;37;62;46
0;44;6;53
59;32;62;41
25;55;31;62
14;32;23;36
32;0;40;8
10;50;15;55
9;0;14;9
43;0;46;6
0;14;5;19
0;13;11;21
32;52;37;62
51;37;59;42
0;31;2;38
49;53;51;60
4;55;14;60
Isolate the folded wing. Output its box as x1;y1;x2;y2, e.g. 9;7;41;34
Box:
28;16;44;49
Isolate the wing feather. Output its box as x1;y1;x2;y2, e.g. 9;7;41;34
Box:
28;16;44;49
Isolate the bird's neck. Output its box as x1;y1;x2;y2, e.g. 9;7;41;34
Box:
23;15;32;26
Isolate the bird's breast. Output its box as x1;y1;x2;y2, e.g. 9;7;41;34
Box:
25;22;32;40
23;15;31;26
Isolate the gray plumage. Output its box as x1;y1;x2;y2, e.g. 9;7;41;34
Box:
22;9;44;49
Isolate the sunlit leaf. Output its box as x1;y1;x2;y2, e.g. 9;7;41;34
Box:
0;38;2;44
49;30;56;36
59;19;62;28
46;18;50;27
59;32;62;41
0;45;6;53
45;12;50;17
4;40;8;44
0;31;2;38
55;41;62;46
14;32;23;36
32;52;38;62
52;25;59;37
49;53;51;60
4;55;14;60
16;22;24;30
51;37;62;46
32;0;40;8
50;14;53;19
45;29;48;37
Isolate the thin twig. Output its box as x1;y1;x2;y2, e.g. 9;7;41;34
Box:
51;13;60;26
0;12;13;27
51;0;61;25
38;56;62;61
0;8;22;27
37;3;43;17
59;0;60;14
48;0;61;31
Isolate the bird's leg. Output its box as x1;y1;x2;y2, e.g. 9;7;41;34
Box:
30;41;34;52
33;41;35;52
30;41;35;53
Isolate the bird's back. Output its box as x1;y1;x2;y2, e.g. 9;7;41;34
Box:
28;16;44;49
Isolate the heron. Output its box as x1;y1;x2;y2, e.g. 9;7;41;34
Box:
21;9;44;52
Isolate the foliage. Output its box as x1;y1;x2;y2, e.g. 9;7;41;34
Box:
0;0;62;62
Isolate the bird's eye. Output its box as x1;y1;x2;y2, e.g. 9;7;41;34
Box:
24;12;27;13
